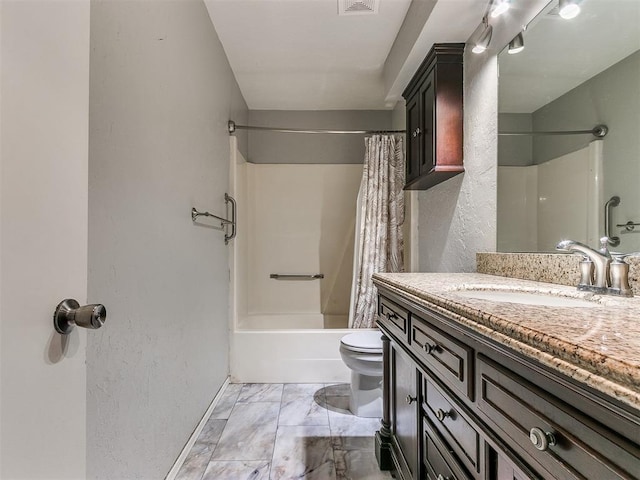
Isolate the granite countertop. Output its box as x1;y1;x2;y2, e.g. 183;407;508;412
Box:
373;272;640;411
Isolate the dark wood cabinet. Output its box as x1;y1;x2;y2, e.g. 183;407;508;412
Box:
374;285;640;480
391;345;419;480
403;43;464;190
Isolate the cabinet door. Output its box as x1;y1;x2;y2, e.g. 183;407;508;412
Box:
405;92;421;185
419;70;435;176
392;344;419;479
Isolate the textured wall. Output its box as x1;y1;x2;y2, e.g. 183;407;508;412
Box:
418;49;498;272
247;110;391;164
87;1;247;478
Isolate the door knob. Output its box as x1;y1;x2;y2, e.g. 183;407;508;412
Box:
53;299;106;335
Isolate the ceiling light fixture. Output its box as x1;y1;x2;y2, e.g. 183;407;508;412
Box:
490;0;510;18
558;0;581;19
472;17;493;54
508;31;525;54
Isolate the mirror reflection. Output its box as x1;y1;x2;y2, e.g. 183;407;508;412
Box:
497;0;640;253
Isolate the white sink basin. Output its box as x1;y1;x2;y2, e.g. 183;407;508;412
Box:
454;289;602;308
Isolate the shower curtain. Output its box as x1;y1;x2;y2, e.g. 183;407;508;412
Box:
349;135;405;329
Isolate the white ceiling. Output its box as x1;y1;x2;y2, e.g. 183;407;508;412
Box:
205;0;487;110
499;0;640;113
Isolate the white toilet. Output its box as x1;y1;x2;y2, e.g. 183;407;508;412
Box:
339;330;383;418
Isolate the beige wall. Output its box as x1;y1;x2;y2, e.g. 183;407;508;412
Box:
87;1;247;478
244;164;362;325
1;1;90;477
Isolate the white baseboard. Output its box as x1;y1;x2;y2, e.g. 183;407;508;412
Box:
165;377;231;480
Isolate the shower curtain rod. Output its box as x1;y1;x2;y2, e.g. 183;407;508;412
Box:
498;124;608;138
228;120;406;135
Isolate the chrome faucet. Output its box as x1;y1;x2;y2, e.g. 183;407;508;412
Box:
556;237;633;296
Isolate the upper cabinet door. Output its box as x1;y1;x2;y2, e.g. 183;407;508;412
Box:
405;93;422;185
402;43;464;191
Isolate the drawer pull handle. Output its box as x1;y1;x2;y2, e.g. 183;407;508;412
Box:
436;409;452;422
405;395;417;404
437;474;450;480
423;343;437;354
529;427;556;451
386;312;398;321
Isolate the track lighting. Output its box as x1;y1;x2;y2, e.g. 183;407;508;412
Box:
490;0;510;18
558;0;581;19
508;31;524;54
472;17;493;54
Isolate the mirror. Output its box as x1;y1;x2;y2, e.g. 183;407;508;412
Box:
497;0;640;253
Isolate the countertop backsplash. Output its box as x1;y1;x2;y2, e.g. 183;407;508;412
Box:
477;252;640;294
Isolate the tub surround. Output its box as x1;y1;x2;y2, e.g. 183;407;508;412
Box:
373;272;640;410
477;252;640;293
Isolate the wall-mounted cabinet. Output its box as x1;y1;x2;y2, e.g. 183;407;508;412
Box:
403;43;464;190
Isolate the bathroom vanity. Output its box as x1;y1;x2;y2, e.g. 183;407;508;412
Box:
373;273;640;480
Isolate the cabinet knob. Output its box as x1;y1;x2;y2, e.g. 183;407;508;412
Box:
436;409;452;422
405;394;417;405
529;427;556;451
423;343;437;354
415;127;421;136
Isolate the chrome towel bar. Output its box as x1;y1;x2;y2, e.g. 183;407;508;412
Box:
192;193;237;244
270;274;324;280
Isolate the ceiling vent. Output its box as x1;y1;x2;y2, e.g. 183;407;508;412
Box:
338;0;379;15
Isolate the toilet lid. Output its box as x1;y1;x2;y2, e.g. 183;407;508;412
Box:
340;331;383;353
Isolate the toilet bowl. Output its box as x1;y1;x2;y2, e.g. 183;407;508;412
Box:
339;330;383;418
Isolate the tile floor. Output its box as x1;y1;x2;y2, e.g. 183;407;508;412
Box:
175;383;394;480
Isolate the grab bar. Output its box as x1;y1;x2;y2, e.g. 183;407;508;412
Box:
605;195;620;247
192;193;237;245
224;193;237;245
270;274;324;280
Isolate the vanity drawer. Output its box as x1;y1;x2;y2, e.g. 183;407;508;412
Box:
477;354;640;480
379;296;409;339
423;376;481;477
411;313;474;399
423;418;472;480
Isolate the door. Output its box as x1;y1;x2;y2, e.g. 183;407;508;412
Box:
419;70;435;176
1;1;90;478
392;344;419;479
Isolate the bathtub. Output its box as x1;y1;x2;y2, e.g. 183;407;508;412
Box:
231;314;378;383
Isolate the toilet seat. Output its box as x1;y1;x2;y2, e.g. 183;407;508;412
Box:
340;331;383;353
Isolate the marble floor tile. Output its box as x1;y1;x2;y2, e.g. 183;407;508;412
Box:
334;449;393;480
210;402;280;461
326;396;382;451
323;383;351;397
202;461;270;480
176;443;214;480
279;387;329;426
210;383;243;420
270;425;336;480
196;418;227;446
282;383;325;400
237;383;284;403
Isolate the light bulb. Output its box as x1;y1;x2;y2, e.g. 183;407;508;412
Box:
491;0;510;18
559;0;581;19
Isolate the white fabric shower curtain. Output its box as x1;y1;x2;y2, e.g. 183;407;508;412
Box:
348;135;405;329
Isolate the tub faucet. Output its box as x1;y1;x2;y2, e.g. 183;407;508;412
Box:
556;237;632;296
